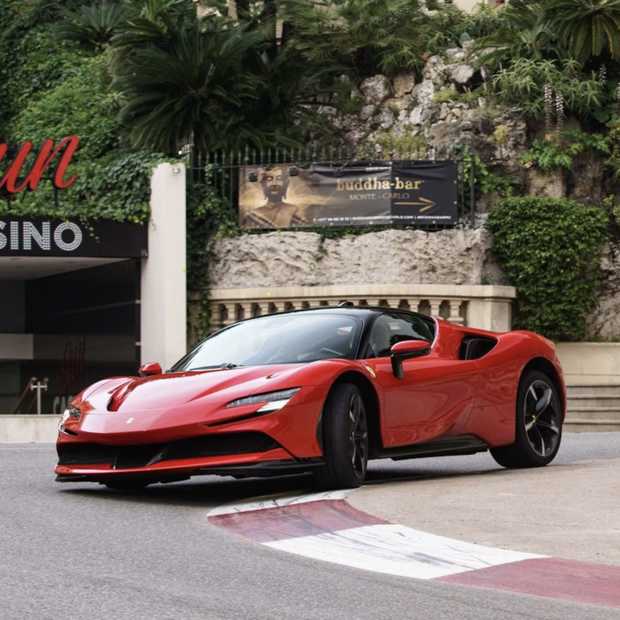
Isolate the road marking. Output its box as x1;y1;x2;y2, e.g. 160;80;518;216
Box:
208;494;541;578
208;492;620;608
265;523;540;580
207;490;348;517
440;557;620;608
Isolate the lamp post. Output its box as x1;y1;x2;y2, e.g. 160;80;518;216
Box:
29;377;49;415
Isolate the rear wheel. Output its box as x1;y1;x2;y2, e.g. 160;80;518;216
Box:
490;370;563;468
314;383;369;490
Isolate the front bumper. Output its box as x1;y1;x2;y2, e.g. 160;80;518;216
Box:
55;387;327;483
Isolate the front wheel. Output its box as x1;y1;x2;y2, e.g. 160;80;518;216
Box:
490;369;563;469
314;383;369;490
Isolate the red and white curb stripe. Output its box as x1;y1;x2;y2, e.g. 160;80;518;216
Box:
208;492;620;608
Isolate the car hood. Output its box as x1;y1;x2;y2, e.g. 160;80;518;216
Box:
82;364;306;413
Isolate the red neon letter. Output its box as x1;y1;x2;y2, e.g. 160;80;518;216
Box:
0;141;34;193
0;135;80;193
51;135;80;190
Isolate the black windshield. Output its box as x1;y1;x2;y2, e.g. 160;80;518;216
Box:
172;312;363;371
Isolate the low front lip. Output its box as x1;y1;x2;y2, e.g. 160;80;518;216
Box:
55;447;296;478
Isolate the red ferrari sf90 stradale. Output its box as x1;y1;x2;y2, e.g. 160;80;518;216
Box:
55;306;566;490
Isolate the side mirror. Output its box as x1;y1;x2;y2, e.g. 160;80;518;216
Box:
139;362;162;377
390;340;431;380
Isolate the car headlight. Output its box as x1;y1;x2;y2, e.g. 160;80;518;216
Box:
226;388;300;413
59;406;81;431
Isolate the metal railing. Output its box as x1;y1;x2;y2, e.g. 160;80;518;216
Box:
188;143;477;228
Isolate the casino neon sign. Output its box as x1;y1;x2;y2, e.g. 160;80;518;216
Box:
0;135;79;194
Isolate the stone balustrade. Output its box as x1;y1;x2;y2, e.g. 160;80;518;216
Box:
203;284;516;335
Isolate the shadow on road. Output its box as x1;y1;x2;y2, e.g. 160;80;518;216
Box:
58;458;578;508
55;431;620;508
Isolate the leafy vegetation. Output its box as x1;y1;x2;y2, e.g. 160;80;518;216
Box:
488;197;608;341
12;55;121;160
521;130;610;171
549;0;620;63
4;0;620;340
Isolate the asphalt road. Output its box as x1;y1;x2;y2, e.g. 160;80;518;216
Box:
1;435;619;620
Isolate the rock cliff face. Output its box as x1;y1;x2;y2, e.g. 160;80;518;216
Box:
587;244;620;341
331;46;528;168
209;228;501;289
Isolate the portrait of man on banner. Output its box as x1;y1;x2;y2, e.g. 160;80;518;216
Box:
240;166;308;229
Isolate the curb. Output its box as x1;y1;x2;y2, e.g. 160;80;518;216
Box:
208;492;620;609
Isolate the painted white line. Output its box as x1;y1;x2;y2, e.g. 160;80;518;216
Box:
265;523;544;580
207;490;350;517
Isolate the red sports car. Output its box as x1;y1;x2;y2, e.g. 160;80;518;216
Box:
56;306;566;490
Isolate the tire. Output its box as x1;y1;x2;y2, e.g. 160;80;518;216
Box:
490;369;563;469
313;383;369;490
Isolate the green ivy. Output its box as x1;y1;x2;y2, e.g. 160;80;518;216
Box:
186;178;239;338
487;197;608;341
604;116;620;180
11;54;121;160
461;150;516;197
0;152;168;224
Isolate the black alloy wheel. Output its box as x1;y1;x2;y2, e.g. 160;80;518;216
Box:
490;369;563;469
348;390;369;480
314;383;369;490
523;379;562;458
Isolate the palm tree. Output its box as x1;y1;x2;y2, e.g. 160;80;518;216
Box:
477;1;557;66
57;0;133;50
111;17;263;157
546;0;620;63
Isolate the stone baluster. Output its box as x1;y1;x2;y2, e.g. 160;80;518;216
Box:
240;302;253;321
210;302;221;329
387;297;402;309
448;299;465;324
223;302;237;326
406;298;420;312
257;301;270;316
430;299;442;317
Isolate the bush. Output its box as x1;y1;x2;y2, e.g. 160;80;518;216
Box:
0;2;87;134
11;54;120;160
487;197;608;341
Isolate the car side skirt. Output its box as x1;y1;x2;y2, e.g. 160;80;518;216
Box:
374;434;489;461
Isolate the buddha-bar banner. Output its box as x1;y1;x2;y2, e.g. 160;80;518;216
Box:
239;160;458;229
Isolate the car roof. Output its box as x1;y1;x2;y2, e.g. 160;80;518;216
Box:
243;305;427;321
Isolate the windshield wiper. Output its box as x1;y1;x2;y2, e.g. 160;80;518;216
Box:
189;363;243;371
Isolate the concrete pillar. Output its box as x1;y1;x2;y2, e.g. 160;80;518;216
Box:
141;163;187;370
467;299;512;332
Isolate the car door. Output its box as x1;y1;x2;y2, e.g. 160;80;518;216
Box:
362;313;478;447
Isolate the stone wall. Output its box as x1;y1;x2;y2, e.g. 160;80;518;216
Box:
206;230;620;341
209;228;503;289
587;244;620;341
